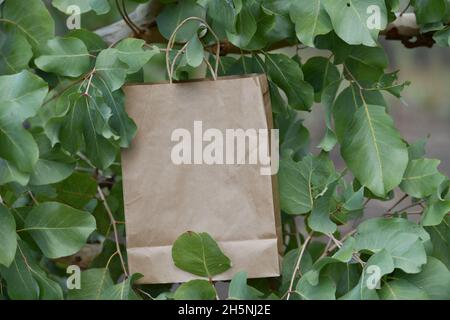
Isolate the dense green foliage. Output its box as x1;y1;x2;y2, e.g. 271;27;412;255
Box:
0;0;449;300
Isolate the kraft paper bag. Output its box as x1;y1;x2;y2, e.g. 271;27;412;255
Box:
122;74;282;284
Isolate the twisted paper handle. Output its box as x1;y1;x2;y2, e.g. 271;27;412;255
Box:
165;17;221;83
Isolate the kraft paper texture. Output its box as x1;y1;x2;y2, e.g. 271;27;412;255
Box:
122;74;281;284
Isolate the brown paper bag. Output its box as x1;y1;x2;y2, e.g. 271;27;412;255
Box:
121;17;281;284
121;73;282;284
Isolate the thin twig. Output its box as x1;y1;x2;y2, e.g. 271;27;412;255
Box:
121;0;142;33
137;288;155;300
28;191;39;205
319;238;333;259
400;1;411;16
82;69;95;97
286;233;313;300
385;200;426;216
328;233;342;249
386;194;408;214
115;0;140;34
327;229;357;253
97;186;129;278
327;232;365;266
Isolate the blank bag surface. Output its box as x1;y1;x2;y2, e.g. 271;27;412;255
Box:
122;74;281;284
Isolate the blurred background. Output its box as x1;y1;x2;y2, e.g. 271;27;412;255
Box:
304;40;450;176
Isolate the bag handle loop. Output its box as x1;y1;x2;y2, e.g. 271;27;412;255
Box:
165;17;221;84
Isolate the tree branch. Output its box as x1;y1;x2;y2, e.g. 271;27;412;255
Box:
95;7;441;51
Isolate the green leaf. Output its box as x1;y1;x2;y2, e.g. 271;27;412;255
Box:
115;39;159;74
398;256;450;299
354;218;428;273
0;240;63;300
29;135;76;185
94;49;128;92
92;78;137;148
172;231;231;278
302;256;341;286
308;181;338;234
335;263;361;297
341;104;408;197
290;0;333;47
100;273;142;300
342;186;365;212
280;249;313;293
344;46;388;85
433;27;450;47
425;217;450;267
295;276;336;300
400;159;446;198
332;237;356;262
186;34;204;68
422;199;450;226
228;271;264;300
2;0;55;49
59;95;118;169
35;37;90;77
408;138;427;160
0;70;48;174
52;0;110;14
0;205;17;267
376;71;410;97
0;159;29;186
379;279;429;300
207;0;237;32
174;279;217;300
412;0;447;24
277;111;310;158
156;0;206;42
303;57;341;102
0;70;48;121
0;26;33;74
323;0;387;46
0;241;39;300
226;6;257;48
51;172;97;209
23;202;96;259
279;154;337;215
279;156;314;214
88;0;111;15
265;53;314;111
67;268;113;300
333;85;385;142
29;159;75;186
66;28;107;53
341;249;394;300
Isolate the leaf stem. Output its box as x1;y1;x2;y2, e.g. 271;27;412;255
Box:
327;229;357;253
97;185;129;278
28;191;39;205
286;233;313;300
386;194;408;214
82;69;95;97
385;200;426;216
